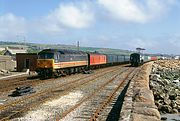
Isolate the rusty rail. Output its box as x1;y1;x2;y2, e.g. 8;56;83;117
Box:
89;68;140;121
58;67;134;120
0;65;125;120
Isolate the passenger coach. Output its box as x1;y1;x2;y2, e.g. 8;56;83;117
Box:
88;53;106;69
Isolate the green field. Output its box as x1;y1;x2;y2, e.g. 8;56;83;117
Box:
0;41;133;55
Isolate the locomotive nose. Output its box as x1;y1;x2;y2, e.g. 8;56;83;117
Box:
37;59;54;68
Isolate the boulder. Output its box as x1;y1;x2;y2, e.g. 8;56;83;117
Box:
133;88;154;103
169;91;177;100
150;74;160;81
175;99;180;105
170;100;177;109
159;92;166;100
132;113;161;121
133;107;161;119
161;117;167;120
159;105;172;113
172;108;178;113
177;105;180;112
164;98;171;105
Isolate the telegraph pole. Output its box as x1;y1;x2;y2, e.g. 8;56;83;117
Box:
77;41;80;51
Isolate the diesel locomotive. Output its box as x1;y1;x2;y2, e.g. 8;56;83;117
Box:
36;49;130;78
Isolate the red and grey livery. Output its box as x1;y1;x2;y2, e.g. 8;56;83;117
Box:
36;49;130;78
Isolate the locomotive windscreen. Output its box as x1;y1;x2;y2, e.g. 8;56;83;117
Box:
38;53;54;59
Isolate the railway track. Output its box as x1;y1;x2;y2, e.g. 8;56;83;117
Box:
0;65;128;92
0;76;27;90
0;65;128;120
90;68;139;121
0;77;39;92
59;67;140;121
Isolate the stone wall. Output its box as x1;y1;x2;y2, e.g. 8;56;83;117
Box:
120;62;161;121
0;55;16;71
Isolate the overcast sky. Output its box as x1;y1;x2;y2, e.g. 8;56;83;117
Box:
0;0;180;54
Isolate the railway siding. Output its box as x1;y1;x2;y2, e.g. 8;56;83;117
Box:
120;62;161;121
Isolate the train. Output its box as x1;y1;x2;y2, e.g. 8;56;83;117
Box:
36;49;130;78
130;53;158;66
36;49;161;78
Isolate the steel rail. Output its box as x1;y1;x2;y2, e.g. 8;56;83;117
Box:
89;68;140;121
58;67;134;120
0;65;126;120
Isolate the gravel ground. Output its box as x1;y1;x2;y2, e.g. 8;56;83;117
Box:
10;66;128;120
60;67;135;121
14;91;83;121
0;66;120;106
0;65;127;120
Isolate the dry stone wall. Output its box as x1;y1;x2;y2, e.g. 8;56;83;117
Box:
120;62;161;121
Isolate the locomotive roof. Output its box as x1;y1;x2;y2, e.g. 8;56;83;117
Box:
130;53;140;55
39;49;87;55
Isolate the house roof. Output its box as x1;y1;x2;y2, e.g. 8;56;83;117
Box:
4;48;27;55
0;47;5;51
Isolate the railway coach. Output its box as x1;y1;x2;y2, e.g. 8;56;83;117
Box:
88;53;106;69
106;54;130;66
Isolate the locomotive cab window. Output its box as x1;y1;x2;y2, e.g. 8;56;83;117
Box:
54;54;58;63
38;53;54;59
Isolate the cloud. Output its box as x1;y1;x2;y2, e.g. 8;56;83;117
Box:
98;0;176;23
0;1;95;40
0;13;27;40
124;37;158;52
30;2;95;35
31;16;64;35
48;2;94;29
0;0;178;55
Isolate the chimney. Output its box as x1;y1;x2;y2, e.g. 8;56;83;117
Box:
5;47;8;50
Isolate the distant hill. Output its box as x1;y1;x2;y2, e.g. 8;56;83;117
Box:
0;41;133;55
